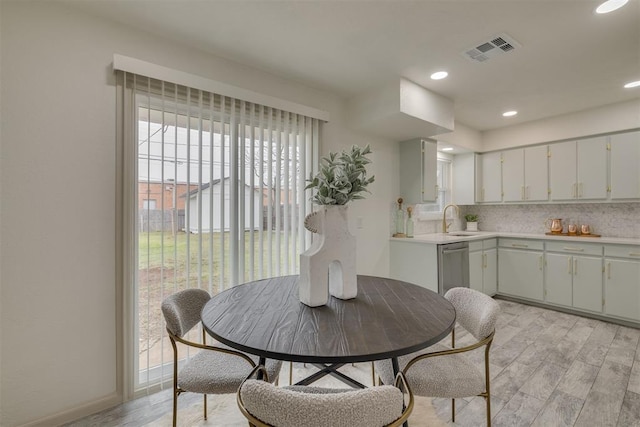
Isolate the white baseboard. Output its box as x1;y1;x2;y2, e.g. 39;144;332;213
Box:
18;392;122;427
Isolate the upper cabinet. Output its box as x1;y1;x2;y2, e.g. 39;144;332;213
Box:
476;152;502;203
399;138;438;204
502;145;548;202
549;137;608;201
449;130;637;205
610;131;640;200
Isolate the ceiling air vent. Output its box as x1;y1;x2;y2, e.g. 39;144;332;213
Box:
462;33;521;63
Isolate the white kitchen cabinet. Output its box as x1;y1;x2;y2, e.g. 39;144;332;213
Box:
525;145;549;201
498;239;544;301
572;256;604;313
469;239;497;296
476;152;502;203
545;242;603;312
545;253;573;306
604;245;640;322
399;138;438;204
452;153;477;205
503;146;548;202
389;240;438;293
502;149;523;202
470;250;483;293
610;131;640;200
549;137;608;201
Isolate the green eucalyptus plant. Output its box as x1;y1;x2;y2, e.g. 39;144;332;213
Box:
306;145;376;205
465;214;479;222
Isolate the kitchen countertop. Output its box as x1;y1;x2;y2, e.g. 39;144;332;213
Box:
390;231;640;246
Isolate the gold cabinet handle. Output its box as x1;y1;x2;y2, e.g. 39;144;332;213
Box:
574;259;578;276
568;257;572;274
563;247;584;252
539;255;543;270
629;252;640;257
607;262;611;280
512;243;529;248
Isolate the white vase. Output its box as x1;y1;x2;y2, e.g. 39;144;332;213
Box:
466;221;478;231
299;205;357;307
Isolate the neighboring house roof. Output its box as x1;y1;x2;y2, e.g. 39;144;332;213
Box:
181;178;260;198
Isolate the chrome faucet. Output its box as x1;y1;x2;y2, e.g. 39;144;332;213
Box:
442;204;460;233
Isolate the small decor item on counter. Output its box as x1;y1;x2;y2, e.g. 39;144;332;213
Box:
406;206;414;238
568;221;578;235
300;144;375;307
465;214;479;232
581;224;591;235
545;218;563;234
393;197;406;238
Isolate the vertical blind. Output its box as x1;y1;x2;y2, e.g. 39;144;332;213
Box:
118;71;320;391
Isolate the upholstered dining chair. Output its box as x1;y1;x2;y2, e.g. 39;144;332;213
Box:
375;287;500;426
161;288;282;427
238;365;414;427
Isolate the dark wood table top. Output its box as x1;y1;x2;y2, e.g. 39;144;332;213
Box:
201;275;456;364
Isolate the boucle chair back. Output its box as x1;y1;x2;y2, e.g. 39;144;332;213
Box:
444;287;500;341
238;366;413;427
161;288;211;338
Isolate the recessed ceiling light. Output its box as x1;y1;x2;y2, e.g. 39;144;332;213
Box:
441;147;454;152
430;71;448;80
624;80;640;88
596;0;628;14
502;111;518;117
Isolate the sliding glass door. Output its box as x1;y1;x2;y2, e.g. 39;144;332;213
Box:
123;76;318;390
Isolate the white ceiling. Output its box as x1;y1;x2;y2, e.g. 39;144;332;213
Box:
66;0;639;131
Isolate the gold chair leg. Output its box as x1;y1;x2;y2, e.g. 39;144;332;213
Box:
371;362;375;386
452;398;456;423
203;394;207;420
172;389;178;427
289;361;293;385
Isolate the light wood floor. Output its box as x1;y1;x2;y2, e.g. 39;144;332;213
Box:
65;299;640;426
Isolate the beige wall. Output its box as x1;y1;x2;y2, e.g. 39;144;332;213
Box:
0;2;397;425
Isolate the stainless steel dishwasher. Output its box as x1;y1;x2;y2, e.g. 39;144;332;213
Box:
437;241;470;295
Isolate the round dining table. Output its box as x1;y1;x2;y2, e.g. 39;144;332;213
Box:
201;275;456;386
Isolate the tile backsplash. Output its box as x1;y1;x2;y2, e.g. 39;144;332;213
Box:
400;202;640;238
460;203;640;238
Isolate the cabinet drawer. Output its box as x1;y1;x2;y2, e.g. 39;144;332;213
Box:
499;238;544;251
546;241;603;256
483;238;497;249
605;245;640;259
469;241;483;252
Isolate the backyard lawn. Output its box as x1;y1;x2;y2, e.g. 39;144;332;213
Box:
137;230;300;372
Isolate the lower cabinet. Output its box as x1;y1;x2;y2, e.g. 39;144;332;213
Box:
545;252;603;312
390;238;640;325
389;240;438;293
469;239;497;296
544;253;573;306
498;240;544;301
572;256;603;312
604;257;640;321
